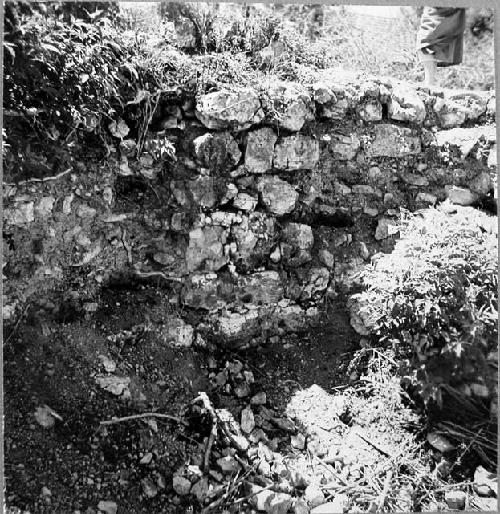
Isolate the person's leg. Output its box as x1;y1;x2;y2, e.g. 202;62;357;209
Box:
420;51;437;86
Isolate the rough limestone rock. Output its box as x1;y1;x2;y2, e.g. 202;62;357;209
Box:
35;196;56;218
173;475;192;496
300;267;331;301
236;271;284;305
274;135;320;171
487;144;497;167
4;202;34;226
389;86;426;124
446;91;488;121
192;132;241;171
231;213;275;268
375;217;400;240
331;134;361;160
233;192;258;211
282;223;314;251
215;310;260;343
189;177;217;208
486;96;496;116
445;186;478;206
434;125;496;159
181;273;225;311
186;226;228;271
258;176;298;215
245;128;278;174
160;316;194;347
195;88;264;131
365;124;421;157
313;82;351;119
433;96;467;128
444;490;466;510
281;223;314;267
267;82;315;131
470;172;493;195
356;99;382;121
312;83;336;105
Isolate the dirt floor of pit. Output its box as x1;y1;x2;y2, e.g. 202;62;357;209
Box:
3;284;362;514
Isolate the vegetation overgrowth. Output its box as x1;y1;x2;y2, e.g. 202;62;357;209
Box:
3;2;495;181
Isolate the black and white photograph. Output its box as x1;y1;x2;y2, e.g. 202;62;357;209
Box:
2;2;498;513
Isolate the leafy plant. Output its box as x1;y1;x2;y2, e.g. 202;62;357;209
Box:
351;207;498;407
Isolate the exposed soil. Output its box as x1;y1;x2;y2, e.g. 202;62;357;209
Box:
4;281;496;514
3;283;358;513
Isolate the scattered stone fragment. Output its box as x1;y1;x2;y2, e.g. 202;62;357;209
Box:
474;465;497;497
267;492;293;514
215;370;228;386
445;186;478;206
191;477;209;502
470;382;490;398
4;202;34;226
251;392;267;405
427;432;455;453
227;360;244;374
293;499;310;514
470;172;493;195
95;374;131;396
375;218;399;240
34;406;59;429
217;455;240;474
291;433;306;450
304;484;325;508
97;501;118;514
241;406;256;434
141;477;158;498
244;370;255;383
311;496;348;513
232;434;250;452
139;453;153;465
159;316;195;348
271;417;296;433
98;355;116;373
234;382;251;398
444;490;466;510
290;469;309;489
173;475;192;496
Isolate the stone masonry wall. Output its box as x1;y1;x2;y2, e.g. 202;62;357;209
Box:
3;76;497;349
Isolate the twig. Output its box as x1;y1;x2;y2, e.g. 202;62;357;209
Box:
4;303;30;346
193;392;219;472
201;468;255;514
133;270;183;283
99;412;187;427
354;431;392;458
3;167;72;187
377;469;393;511
120;227;133;265
229;483;274;506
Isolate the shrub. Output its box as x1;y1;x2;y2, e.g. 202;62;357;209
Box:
3;2;134;179
350;206;498;407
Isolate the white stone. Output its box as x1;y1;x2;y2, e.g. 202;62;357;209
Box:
196;88;264;131
245;127;278;173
